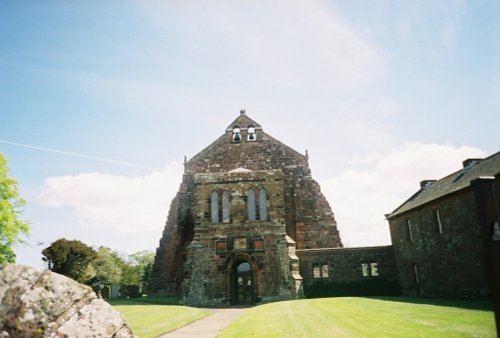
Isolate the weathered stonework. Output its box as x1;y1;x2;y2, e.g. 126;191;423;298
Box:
151;111;342;305
387;152;500;299
152;112;500;304
0;264;135;338
388;191;487;298
297;246;400;297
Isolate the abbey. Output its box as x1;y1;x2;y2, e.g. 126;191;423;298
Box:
151;110;500;307
151;110;342;305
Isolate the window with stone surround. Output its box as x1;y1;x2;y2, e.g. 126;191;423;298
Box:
313;263;329;279
259;189;268;221
247;189;256;221
361;262;380;277
361;263;370;277
211;191;219;224
247;188;268;222
211;190;231;224
222;191;230;223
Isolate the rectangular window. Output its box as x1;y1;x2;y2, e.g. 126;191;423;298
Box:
313;264;321;278
407;219;413;241
361;263;370;277
362;262;380;277
436;209;443;234
312;263;329;279
321;264;329;278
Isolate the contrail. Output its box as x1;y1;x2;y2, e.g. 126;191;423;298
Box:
0;139;156;170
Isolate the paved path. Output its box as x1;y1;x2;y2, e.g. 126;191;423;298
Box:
158;307;249;338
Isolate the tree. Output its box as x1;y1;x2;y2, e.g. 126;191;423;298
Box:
85;247;122;297
42;238;96;283
129;250;155;290
0;153;30;263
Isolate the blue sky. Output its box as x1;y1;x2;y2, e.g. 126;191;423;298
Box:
1;0;498;268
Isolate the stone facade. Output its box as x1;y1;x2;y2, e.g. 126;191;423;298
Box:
151;111;500;305
296;246;399;297
386;152;500;299
151;111;342;305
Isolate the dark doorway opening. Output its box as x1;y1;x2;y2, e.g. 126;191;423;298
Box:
231;261;253;305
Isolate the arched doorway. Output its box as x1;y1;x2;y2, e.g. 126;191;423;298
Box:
231;261;253;305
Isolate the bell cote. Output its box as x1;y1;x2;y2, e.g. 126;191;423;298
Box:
226;109;263;143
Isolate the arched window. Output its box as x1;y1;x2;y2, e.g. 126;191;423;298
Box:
211;191;219;224
259;189;267;221
247;125;256;141
222;191;230;223
232;126;241;142
247;189;256;222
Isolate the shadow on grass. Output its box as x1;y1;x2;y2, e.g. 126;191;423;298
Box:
371;296;494;311
107;295;180;306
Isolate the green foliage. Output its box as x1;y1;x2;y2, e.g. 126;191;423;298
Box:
109;297;210;338
128;250;155;289
42;238;155;297
0;153;30;263
85;247;123;296
42;238;96;283
219;297;496;338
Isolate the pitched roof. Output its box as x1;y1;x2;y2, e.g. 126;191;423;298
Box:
387;151;500;218
225;109;262;131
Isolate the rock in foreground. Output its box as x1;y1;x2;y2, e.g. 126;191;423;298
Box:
0;264;135;337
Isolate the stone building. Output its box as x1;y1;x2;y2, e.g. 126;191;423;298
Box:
151;110;499;306
386;152;500;299
151;111;343;305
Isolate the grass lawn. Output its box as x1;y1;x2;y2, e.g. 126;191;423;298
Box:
219;297;496;338
108;296;210;338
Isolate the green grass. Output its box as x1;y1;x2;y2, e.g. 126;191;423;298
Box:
219;297;496;338
108;296;210;338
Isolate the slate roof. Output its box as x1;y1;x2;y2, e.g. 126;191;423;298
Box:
387;151;500;218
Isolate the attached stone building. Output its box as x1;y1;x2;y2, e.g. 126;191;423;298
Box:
297;245;400;297
386;152;500;299
151;111;345;305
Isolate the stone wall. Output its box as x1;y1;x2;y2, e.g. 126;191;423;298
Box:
0;264;135;337
297;246;400;297
180;170;301;305
388;189;487;298
151;112;342;301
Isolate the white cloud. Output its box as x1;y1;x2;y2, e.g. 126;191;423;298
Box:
321;142;486;247
39;162;183;234
136;0;384;92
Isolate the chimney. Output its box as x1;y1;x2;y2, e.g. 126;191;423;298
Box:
420;180;436;189
462;158;482;168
